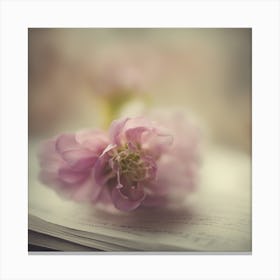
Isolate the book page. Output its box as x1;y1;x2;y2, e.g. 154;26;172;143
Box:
29;142;251;252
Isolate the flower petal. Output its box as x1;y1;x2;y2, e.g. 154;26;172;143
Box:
38;138;67;176
76;130;109;152
38;138;65;167
92;185;112;205
111;187;144;211
141;155;157;181
125;126;148;144
55;133;99;171
60;175;97;203
61;150;97;171
55;133;79;154
58;168;89;184
94;154;115;187
141;129;173;158
110;117;131;145
71;177;95;202
119;184;145;201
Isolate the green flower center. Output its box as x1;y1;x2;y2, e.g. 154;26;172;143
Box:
109;144;152;182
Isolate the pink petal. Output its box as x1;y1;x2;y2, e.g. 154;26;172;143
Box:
58;168;89;184
146;153;198;202
76;130;109;152
55;133;98;171
38;138;63;163
92;186;112;205
124;117;155;130
94;154;115;187
60;176;96;203
109;117;129;145
141;129;173;158
141;155;157;180
125;126;148;144
55;133;79;154
90;167;107;202
71;178;95;202
111;187;144;211
61;150;97;171
38;134;111;204
38;139;67;174
120;184;145;201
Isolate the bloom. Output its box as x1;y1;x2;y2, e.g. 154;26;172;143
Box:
38;115;200;211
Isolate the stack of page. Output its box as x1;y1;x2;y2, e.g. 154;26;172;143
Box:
29;143;251;252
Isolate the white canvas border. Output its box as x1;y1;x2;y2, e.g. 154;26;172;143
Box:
0;0;279;280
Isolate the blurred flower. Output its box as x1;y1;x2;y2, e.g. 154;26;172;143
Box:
87;46;162;96
38;114;200;211
89;61;150;127
38;130;110;202
84;47;162;127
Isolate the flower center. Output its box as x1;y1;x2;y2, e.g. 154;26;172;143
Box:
108;144;156;184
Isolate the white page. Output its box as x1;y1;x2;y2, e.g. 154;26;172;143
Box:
29;142;251;252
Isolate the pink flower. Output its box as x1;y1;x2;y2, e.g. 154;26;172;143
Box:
86;46;162;96
38;115;200;211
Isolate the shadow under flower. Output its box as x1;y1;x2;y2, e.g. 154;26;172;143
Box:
89;203;196;235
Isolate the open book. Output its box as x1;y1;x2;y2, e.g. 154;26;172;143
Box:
28;142;251;252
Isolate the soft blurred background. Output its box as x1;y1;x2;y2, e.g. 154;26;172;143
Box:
28;28;251;154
